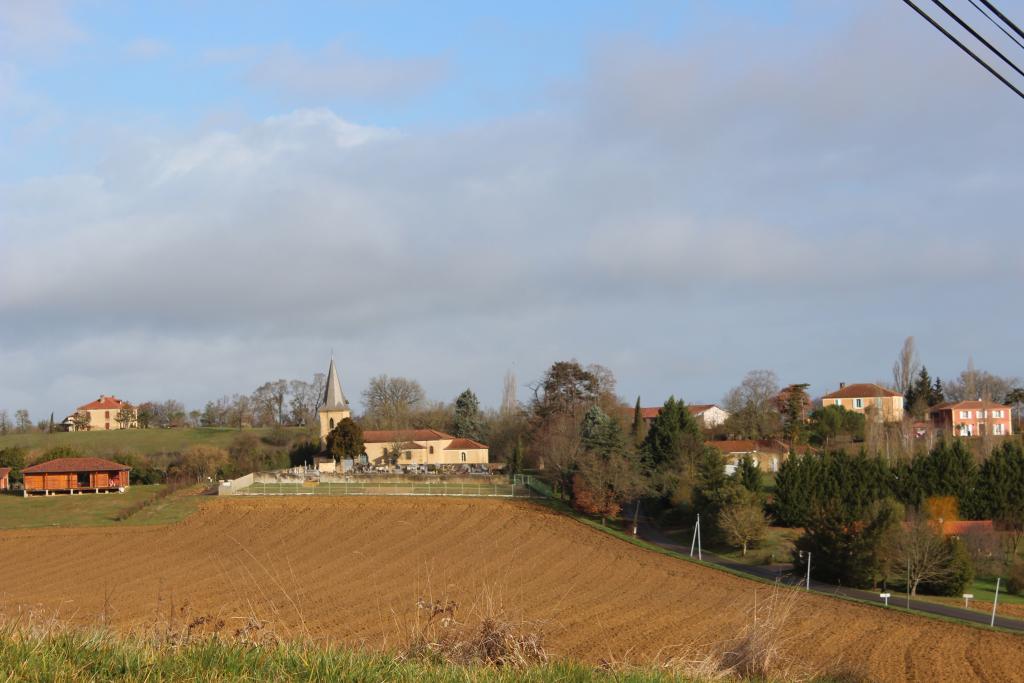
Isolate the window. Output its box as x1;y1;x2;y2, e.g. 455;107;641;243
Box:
105;411;110;418
993;410;1003;418
854;398;863;409
977;410;986;419
460;452;467;462
994;424;1005;435
429;446;434;454
404;451;412;460
833;399;841;406
329;418;335;429
960;410;970;419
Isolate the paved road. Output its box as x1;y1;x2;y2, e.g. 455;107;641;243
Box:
632;514;1024;632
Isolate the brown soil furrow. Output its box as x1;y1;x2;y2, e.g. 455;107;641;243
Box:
0;496;1021;682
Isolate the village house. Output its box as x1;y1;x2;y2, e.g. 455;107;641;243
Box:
706;439;809;474
641;403;731;428
927;400;1013;437
21;457;130;496
315;356;489;471
820;383;904;422
0;467;10;491
362;429;489;467
63;395;137;431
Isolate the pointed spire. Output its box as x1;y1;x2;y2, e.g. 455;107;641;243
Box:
322;357;348;410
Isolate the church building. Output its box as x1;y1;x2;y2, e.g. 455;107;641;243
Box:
316;357;489;471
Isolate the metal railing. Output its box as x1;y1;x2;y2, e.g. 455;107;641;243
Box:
233;477;543;498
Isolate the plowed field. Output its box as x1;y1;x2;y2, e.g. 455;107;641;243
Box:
1;497;1021;681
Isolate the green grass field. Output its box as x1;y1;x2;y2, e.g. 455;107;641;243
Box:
0;485;204;529
0;426;310;458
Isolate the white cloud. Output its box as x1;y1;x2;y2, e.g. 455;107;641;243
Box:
2;1;1022;417
0;0;84;59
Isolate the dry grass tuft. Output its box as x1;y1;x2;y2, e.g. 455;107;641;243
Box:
400;593;548;668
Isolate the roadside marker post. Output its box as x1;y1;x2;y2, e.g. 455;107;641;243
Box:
880;592;891;606
991;578;1001;628
689;514;702;561
963;593;973;609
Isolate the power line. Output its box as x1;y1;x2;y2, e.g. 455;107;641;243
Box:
930;0;1024;79
977;0;1024;43
967;0;1024;51
902;0;1024;101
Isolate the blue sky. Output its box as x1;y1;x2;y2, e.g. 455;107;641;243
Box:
1;0;1022;419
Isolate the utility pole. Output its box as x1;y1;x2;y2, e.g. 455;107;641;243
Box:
632;500;640;536
907;563;911;609
806;551;811;591
991;577;1001;628
690;514;702;561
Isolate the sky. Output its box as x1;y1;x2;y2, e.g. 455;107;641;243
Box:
2;0;1023;420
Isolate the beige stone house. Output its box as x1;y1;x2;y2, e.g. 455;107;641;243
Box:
65;395;137;431
362;429;489;467
820;383;904;422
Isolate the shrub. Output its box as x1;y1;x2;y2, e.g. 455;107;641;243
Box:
1007;564;1024;597
262;425;293;447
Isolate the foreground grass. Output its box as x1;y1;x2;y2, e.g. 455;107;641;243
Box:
0;426;308;458
0;626;860;683
0;485;203;529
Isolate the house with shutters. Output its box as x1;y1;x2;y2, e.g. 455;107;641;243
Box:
63;395;137;431
819;383;904;422
927;400;1013;437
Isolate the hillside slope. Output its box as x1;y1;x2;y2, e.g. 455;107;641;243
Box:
0;497;1020;682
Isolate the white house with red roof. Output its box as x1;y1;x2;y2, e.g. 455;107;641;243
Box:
640;403;730;428
63;395;137;432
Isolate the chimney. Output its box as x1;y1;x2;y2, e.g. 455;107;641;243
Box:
839;382;846;389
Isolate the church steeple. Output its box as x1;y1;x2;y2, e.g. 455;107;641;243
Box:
318;355;352;445
322;357;348;410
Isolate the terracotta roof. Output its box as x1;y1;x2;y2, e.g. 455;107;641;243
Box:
23;457;131;474
444;438;489;450
0;467;10;479
707;440;765;454
821;383;899;399
641;405;719;419
706;439;811;455
362;429;454;444
929;400;1010;412
941;520;993;536
76;395;133;411
394;442;427;450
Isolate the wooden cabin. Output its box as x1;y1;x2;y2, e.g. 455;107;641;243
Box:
21;457;130;496
0;467;9;491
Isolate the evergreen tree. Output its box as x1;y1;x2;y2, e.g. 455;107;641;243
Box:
932;377;945;405
641;396;704;498
630;396;646;445
452;389;483;441
782;384;810;444
975;441;1024;532
736;454;762;493
581;405;624;456
325;418;364;461
506;438;524;476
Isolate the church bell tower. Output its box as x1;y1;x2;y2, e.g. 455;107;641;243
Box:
318;357;351;445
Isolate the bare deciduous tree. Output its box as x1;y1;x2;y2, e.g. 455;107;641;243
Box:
892;336;920;396
722;370;781;439
361;375;426;429
887;514;954;596
718;497;768;556
501;369;518;415
14;409;30;433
